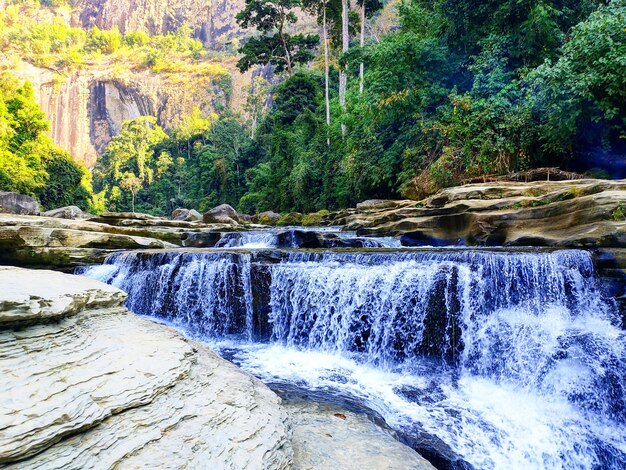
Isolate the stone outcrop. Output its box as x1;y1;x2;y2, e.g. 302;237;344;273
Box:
42;206;87;220
0;213;179;270
0;192;40;215
0;212;267;268
252;211;282;225
203;204;243;225
0;267;293;468
331;179;626;248
171;207;202;221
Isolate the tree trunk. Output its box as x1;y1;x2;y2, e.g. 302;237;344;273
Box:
339;0;349;137
323;2;330;146
359;1;365;95
279;9;293;75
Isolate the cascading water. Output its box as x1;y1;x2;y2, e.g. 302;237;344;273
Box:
197;227;401;249
80;246;626;469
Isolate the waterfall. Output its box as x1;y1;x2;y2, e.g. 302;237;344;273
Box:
79;247;626;469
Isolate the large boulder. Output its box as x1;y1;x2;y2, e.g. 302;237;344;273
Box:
277;212;303;226
171;208;202;222
203;204;241;225
0;266;293;468
0;192;40;215
252;211;282;225
42;205;85;220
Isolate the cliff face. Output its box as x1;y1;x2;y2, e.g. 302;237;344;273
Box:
11;60;233;168
73;0;248;48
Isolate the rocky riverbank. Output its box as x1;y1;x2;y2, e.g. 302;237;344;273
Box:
0;266;433;469
327;179;626;248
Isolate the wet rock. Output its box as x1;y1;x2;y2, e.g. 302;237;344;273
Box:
171;208;202;222
0;267;293;469
0;192;40;215
400;231;463;247
42;205;86;220
276;230;323;248
203;204;241;225
322;234;379;248
181;231;221;248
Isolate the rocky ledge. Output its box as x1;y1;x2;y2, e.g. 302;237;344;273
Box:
0;267;292;469
0;211;252;270
329;179;626;248
0;267;433;469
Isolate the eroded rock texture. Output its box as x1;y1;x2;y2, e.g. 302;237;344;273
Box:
0;267;292;469
329;179;626;248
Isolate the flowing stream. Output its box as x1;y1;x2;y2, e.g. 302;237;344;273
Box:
79;241;626;469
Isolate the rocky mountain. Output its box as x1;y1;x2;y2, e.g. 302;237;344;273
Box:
9;57;237;168
73;0;246;48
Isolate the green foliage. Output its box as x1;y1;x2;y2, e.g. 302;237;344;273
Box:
1;4;211;73
85;26;122;54
612;203;626;221
236;0;320;74
0;72;93;210
94;115;252;215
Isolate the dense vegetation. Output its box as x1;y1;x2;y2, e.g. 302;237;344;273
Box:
0;72;95;211
2;0;625;215
94;0;624;215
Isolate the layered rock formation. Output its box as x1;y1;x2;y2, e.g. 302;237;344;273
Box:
330;179;626;248
0;267;293;468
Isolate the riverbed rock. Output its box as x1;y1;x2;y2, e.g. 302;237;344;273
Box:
356;199;400;211
0;213;180;269
171;207;202;221
41;205;86;219
333;179;626;248
0;192;40;215
0;210;261;268
277;212;303;226
252;211;282;225
0;266;293;469
203;204;241;225
285;400;435;470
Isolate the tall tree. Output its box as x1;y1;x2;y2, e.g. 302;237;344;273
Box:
303;0;340;145
236;0;319;75
339;0;349;136
323;1;331;145
356;0;382;95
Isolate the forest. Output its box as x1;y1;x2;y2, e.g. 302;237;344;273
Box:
1;0;625;214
